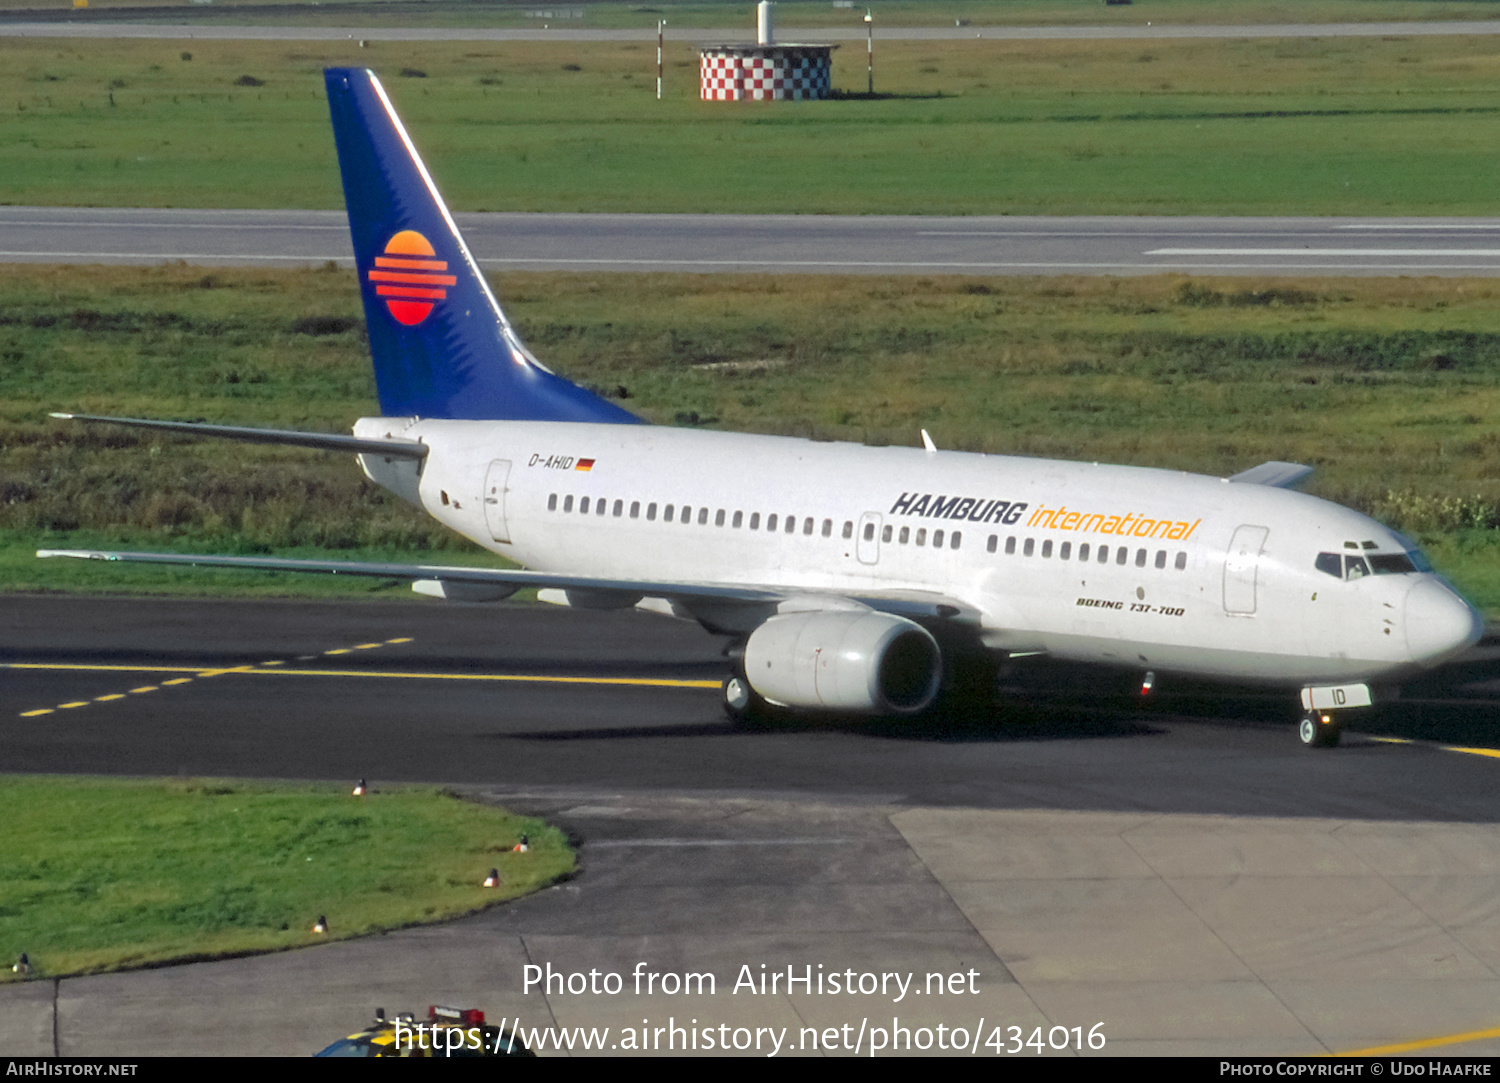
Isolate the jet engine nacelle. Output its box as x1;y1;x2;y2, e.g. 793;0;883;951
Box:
743;610;942;714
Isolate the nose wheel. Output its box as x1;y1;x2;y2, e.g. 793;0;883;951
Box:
1299;711;1344;748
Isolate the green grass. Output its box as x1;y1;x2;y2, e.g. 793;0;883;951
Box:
7;264;1500;609
0;776;573;980
6;31;1500;213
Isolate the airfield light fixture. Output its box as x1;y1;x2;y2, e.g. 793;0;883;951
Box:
865;10;874;95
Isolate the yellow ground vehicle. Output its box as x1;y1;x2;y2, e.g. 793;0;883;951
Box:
314;1005;533;1058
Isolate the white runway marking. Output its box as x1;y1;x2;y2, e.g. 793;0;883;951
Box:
1147;247;1500;257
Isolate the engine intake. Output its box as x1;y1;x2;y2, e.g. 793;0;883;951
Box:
743;610;942;715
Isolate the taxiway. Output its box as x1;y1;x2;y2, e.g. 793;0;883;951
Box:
4;594;1500;1056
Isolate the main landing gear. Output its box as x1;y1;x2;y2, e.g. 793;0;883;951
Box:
721;673;768;725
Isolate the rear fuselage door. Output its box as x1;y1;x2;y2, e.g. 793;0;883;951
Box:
484;459;512;543
1224;524;1270;615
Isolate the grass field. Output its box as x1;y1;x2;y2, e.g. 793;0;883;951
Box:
6;30;1500;214
0;776;573;979
7;263;1500;609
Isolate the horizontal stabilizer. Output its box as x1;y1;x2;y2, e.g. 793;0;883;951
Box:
50;413;428;459
1226;460;1314;489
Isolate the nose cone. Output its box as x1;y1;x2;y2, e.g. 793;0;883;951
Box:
1406;577;1485;666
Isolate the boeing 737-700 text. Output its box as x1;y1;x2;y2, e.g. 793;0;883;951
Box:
42;67;1486;748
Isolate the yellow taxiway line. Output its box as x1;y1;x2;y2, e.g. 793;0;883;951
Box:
6;661;719;689
1336;1023;1500;1057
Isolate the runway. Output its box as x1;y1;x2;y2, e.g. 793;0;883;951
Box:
9;207;1500;276
5;594;1500;1056
6;18;1500;43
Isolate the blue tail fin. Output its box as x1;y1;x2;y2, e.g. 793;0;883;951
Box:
324;68;641;424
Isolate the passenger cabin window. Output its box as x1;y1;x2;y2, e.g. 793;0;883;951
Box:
548;494;558;511
843;521;854;539
899;527;910;545
1005;536;1017;555
1060;542;1071;560
630;501;641;519
750;513;762;530
863;522;875;541
1174;551;1187;570
767;514;778;532
613;499;624;517
732;511;744;528
563;495;574;513
1023;538;1034;557
933;529;945;548
1040;539;1051;558
882;525;893;542
1079;543;1090;561
715;509;726;526
951;532;961;550
987;535;997;553
1097;546;1109;564
580;496;590;514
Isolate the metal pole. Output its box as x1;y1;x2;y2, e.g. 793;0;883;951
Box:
865;10;873;95
657;20;664;100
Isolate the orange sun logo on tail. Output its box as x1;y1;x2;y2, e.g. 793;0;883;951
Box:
366;230;458;326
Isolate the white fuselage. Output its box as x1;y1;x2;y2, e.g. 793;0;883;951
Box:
356;417;1483;689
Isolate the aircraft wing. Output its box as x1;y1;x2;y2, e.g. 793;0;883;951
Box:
38;548;781;603
35;549;979;627
1226;460;1314;488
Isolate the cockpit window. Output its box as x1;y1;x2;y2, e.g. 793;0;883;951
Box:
1318;549;1429;579
1369;553;1418;575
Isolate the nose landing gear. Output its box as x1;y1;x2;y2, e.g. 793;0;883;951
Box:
1298;711;1344;748
1298;683;1370;748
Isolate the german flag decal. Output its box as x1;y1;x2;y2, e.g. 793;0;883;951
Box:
367;230;458;326
575;459;595;472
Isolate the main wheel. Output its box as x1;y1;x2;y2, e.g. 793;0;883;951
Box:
722;674;764;725
1298;712;1342;748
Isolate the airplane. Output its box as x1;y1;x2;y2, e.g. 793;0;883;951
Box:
41;67;1486;749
